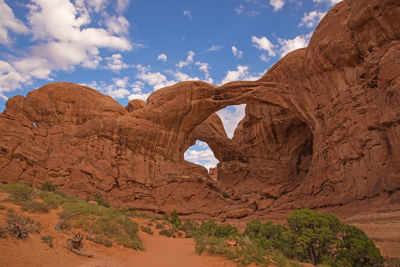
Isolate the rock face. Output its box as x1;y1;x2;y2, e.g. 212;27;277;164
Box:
0;0;400;217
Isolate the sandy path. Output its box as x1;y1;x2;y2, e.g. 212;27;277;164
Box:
133;232;235;267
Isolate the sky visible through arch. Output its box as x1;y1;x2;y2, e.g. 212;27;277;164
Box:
0;0;341;168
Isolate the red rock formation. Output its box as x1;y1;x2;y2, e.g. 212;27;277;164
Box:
0;0;399;218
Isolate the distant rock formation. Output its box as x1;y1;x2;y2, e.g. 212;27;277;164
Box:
0;0;399;216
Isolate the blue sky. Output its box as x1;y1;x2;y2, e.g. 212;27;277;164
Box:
0;0;340;169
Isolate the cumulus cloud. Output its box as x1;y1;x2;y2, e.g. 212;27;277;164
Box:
232;46;243;59
251;36;276;57
0;0;28;44
195;62;213;83
157;53;167;62
173;71;200;82
184;141;219;170
0;0;133;99
220;65;262;85
278;32;312;57
217;105;246;139
269;0;285;11
105;54;128;72
299;11;326;28
206;45;222;52
88;77;130;99
183;10;192;20
313;0;342;5
176;51;195;68
135;64;176;90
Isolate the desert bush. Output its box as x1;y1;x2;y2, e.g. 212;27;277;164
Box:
40;181;58;192
92;191;109;208
0;183;34;202
286;209;384;266
94;234;112;247
141;226;153;235
192;209;384;267
6;211;41;239
222;192;230;199
156;223;164;229
21;200;50;213
41;192;66;209
41;235;54;247
159;228;176;238
0;204;6;210
163;210;182;228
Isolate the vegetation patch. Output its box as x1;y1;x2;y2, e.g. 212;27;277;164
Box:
93;234;113;247
21;200;50;213
0;183;35;202
141;226;154;235
192;209;385;267
163;210;182;228
5;211;41;239
159;228;176;238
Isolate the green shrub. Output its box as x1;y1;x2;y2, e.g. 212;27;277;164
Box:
163;210;182;228
141;226;154;235
41;192;66;209
40;181;58;192
41;235;54;247
286;209;384;266
21;200;49;213
222;192;230;199
159;229;176;238
156;223;164;229
192;209;384;267
92;191;109;208
94;234;112;247
0;183;34;202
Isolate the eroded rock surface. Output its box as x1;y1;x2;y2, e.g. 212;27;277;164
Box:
0;0;400;218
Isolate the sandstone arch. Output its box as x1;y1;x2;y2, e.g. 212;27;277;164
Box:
0;0;399;216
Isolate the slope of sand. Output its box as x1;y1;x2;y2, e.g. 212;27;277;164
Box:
0;192;237;267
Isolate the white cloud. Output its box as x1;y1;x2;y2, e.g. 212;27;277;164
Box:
220;65;262;85
0;0;133;98
299;11;326;28
260;54;270;62
157;53;167;62
234;4;259;17
231;46;243;59
0;0;28;44
217;105;246;139
0;60;27;100
128;92;150;102
269;0;285;11
184;141;219;170
251;36;276;57
105;15;130;35
176;50;195;68
195;62;213;83
105;53;128;72
206;45;222;52
235;5;245;15
86;0;108;12
183;10;192;20
278;32;312;57
313;0;342;6
174;71;200;82
135;64;176;90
